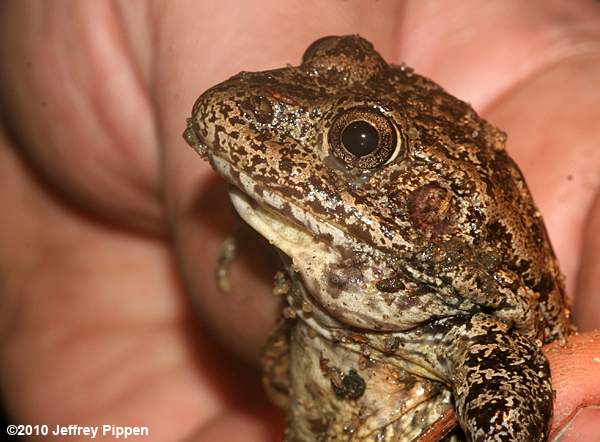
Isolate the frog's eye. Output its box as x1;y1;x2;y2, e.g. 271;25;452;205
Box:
328;107;402;169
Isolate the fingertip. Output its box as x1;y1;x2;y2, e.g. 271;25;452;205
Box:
545;331;600;438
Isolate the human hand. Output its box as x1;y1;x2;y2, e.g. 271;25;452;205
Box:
0;1;599;441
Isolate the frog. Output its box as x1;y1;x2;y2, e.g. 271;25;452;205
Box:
183;35;573;441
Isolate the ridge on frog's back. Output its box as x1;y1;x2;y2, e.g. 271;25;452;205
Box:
184;35;572;441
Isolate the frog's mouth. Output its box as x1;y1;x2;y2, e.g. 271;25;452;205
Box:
211;156;369;258
230;187;327;260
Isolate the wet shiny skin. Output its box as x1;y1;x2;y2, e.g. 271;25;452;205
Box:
185;36;572;441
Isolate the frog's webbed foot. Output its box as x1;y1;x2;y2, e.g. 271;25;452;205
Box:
444;314;552;442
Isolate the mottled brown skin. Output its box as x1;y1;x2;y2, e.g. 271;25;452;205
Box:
184;36;572;441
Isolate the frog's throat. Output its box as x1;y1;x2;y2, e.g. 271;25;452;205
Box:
212;155;376;256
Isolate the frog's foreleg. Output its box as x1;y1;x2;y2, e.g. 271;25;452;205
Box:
441;313;552;442
262;319;292;408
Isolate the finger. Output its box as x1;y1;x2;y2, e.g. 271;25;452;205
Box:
573;191;600;330
0;0;163;234
0;125;205;435
0;2;272;436
545;331;600;440
396;0;599;110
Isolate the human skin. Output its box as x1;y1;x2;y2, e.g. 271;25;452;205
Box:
0;1;599;441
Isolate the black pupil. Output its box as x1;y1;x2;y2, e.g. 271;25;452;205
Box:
341;121;379;157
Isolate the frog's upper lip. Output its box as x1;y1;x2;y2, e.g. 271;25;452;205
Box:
228;187;330;262
210;155;374;255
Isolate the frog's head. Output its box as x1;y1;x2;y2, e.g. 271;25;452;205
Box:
184;36;564;336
